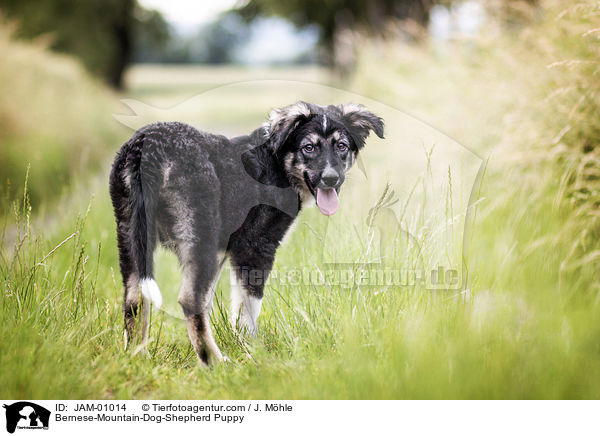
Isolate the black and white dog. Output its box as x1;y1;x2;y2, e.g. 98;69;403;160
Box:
109;101;384;365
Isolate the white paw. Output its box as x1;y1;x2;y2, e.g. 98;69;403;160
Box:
133;344;150;358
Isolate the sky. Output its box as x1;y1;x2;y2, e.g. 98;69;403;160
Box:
137;0;318;64
138;0;241;34
235;18;319;65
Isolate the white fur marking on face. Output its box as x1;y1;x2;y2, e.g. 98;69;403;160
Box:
162;162;173;187
305;132;320;144
322;114;327;132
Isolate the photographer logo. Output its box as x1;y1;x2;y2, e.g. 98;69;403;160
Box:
2;402;50;433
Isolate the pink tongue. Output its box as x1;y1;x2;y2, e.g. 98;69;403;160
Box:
316;188;339;216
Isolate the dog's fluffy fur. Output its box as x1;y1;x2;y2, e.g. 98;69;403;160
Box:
109;101;384;365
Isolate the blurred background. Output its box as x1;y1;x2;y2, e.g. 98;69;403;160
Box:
0;0;486;87
0;0;547;208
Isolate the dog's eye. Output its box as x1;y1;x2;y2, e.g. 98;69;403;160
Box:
337;142;349;152
302;144;315;153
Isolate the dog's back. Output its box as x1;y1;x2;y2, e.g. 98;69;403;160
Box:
109;121;299;361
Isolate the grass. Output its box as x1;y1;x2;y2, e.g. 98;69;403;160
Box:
1;0;600;399
2;156;600;399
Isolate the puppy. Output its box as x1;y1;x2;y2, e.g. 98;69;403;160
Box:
109;101;384;365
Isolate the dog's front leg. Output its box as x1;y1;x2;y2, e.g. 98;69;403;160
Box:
230;268;263;336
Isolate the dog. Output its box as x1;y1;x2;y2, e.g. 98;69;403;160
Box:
109;101;384;365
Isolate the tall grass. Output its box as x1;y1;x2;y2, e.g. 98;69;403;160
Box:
534;2;600;279
2;139;600;399
350;0;600;284
0;22;126;210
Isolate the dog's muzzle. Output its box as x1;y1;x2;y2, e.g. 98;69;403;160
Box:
320;167;340;188
315;167;342;216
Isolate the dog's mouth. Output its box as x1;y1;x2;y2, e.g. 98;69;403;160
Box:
303;172;340;216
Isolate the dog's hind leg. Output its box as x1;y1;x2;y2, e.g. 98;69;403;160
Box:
123;275;151;350
110;160;150;349
178;244;226;366
207;253;227;314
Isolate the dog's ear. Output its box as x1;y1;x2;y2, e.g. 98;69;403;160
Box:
241;145;291;188
337;103;384;149
266;101;312;153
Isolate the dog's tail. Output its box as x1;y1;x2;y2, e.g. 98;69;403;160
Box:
128;133;163;308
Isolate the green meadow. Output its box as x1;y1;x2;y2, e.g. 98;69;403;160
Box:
1;1;600;399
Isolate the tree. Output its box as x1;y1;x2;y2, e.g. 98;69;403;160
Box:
238;0;435;68
194;12;250;64
131;11;251;65
132;7;172;63
0;0;135;88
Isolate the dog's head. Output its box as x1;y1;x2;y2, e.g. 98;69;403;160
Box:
266;101;384;216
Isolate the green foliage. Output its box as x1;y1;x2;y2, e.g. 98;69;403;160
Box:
195;12;250;64
131;7;171;63
0;24;126;212
239;0;434;64
535;2;600;201
132;11;251;65
529;1;600;283
351;0;600;279
0;0;134;88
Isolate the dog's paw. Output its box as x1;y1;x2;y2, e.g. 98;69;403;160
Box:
133;343;150;358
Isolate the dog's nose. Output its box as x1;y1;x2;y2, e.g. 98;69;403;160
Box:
321;167;340;187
